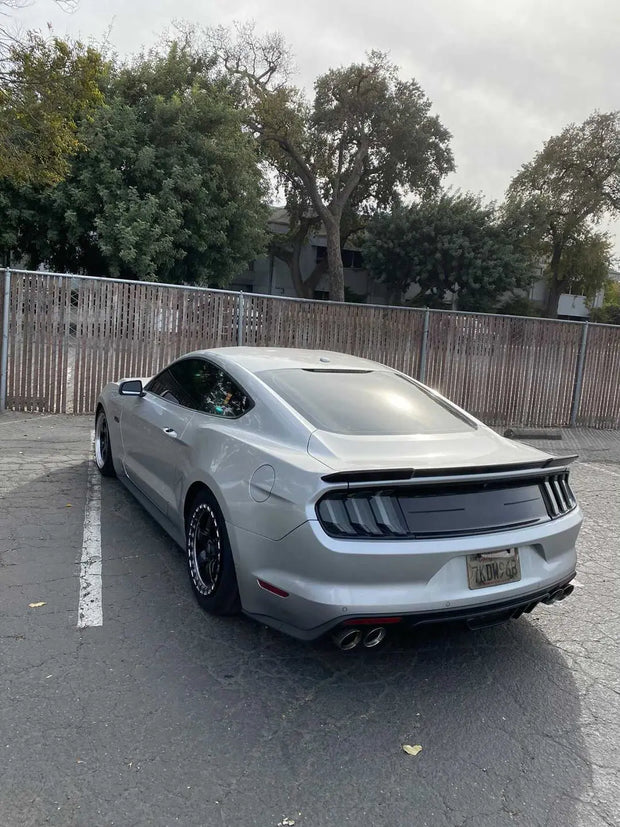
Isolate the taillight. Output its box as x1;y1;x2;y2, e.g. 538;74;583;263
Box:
541;472;576;518
317;471;577;540
317;491;408;538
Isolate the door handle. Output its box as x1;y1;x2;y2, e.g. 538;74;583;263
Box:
163;427;178;438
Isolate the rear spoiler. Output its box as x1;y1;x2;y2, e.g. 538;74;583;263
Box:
321;455;578;484
544;454;578;468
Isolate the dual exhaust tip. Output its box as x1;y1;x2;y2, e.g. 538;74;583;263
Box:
332;584;576;648
542;584;574;605
332;626;387;650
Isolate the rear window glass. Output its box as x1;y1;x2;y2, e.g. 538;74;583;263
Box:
257;369;474;435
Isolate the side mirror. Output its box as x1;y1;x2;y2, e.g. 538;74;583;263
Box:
119;379;145;397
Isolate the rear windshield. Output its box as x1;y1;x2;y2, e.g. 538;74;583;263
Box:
257;369;475;435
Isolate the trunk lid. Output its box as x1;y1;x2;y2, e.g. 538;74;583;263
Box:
307;426;550;473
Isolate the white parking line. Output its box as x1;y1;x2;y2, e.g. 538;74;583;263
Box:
0;414;56;426
77;430;103;628
577;461;620;479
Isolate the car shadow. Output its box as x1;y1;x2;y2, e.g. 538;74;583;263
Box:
102;468;591;825
4;461;592;826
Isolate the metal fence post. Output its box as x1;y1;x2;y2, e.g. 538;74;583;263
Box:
0;267;11;412
418;308;430;383
237;291;245;346
570;321;589;427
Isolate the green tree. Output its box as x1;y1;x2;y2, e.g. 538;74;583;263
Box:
0;178;45;265
603;277;620;307
556;230;612;304
210;25;453;301
7;42;268;284
589;276;620;324
0;32;106;186
506;111;620;317
362;192;533;310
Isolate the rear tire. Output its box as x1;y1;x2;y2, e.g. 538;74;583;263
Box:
186;490;241;616
94;409;115;477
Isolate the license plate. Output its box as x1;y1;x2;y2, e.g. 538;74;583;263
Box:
466;549;521;590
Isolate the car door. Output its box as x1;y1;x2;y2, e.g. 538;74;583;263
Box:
121;357;253;519
120;366;196;517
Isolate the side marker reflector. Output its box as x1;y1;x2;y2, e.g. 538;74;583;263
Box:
257;579;289;598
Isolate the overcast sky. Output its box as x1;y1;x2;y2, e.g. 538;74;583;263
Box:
15;0;620;256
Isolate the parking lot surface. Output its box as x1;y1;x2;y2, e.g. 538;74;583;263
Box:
1;413;619;827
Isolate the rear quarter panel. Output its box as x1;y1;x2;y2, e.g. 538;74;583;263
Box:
177;413;329;542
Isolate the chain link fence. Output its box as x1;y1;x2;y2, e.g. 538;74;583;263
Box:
1;268;619;427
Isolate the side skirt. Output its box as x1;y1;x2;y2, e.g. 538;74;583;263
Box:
118;473;186;549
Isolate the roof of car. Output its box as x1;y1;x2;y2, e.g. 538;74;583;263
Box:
199;347;385;374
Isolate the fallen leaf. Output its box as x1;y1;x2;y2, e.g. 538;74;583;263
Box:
66;504;72;508
28;602;46;608
402;744;423;756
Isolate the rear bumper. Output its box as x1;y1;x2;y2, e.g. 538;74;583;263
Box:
246;574;576;640
402;575;575;629
228;506;582;641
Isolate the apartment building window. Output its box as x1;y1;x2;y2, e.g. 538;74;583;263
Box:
314;246;363;269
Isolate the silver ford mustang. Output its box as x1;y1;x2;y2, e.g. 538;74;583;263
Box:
95;347;581;648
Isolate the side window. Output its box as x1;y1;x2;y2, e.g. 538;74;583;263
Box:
167;359;252;418
145;368;193;407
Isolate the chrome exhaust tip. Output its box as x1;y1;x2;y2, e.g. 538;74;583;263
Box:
543;588;565;605
332;627;362;651
362;627;387;648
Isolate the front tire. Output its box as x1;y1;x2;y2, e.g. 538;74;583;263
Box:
186;490;241;616
94;409;115;477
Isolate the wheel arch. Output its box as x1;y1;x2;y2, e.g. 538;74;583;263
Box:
95;395;125;477
183;480;227;528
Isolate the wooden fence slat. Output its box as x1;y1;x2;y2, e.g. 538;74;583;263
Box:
578;324;620;428
4;272;619;427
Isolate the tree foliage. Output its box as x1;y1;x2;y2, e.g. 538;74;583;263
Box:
0;32;106;185
506;111;620;316
2;42;269;284
589;277;620;324
362;192;534;311
555;230;612;303
210;24;453;300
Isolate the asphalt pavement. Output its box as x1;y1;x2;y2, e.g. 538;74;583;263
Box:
1;413;618;827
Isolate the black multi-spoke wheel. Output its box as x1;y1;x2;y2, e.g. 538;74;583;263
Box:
94;408;115;477
186;490;240;616
189;503;223;596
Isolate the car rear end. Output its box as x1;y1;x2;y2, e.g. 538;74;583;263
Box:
233;357;582;643
236;460;581;642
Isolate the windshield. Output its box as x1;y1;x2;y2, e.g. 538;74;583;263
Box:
257;369;475;435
